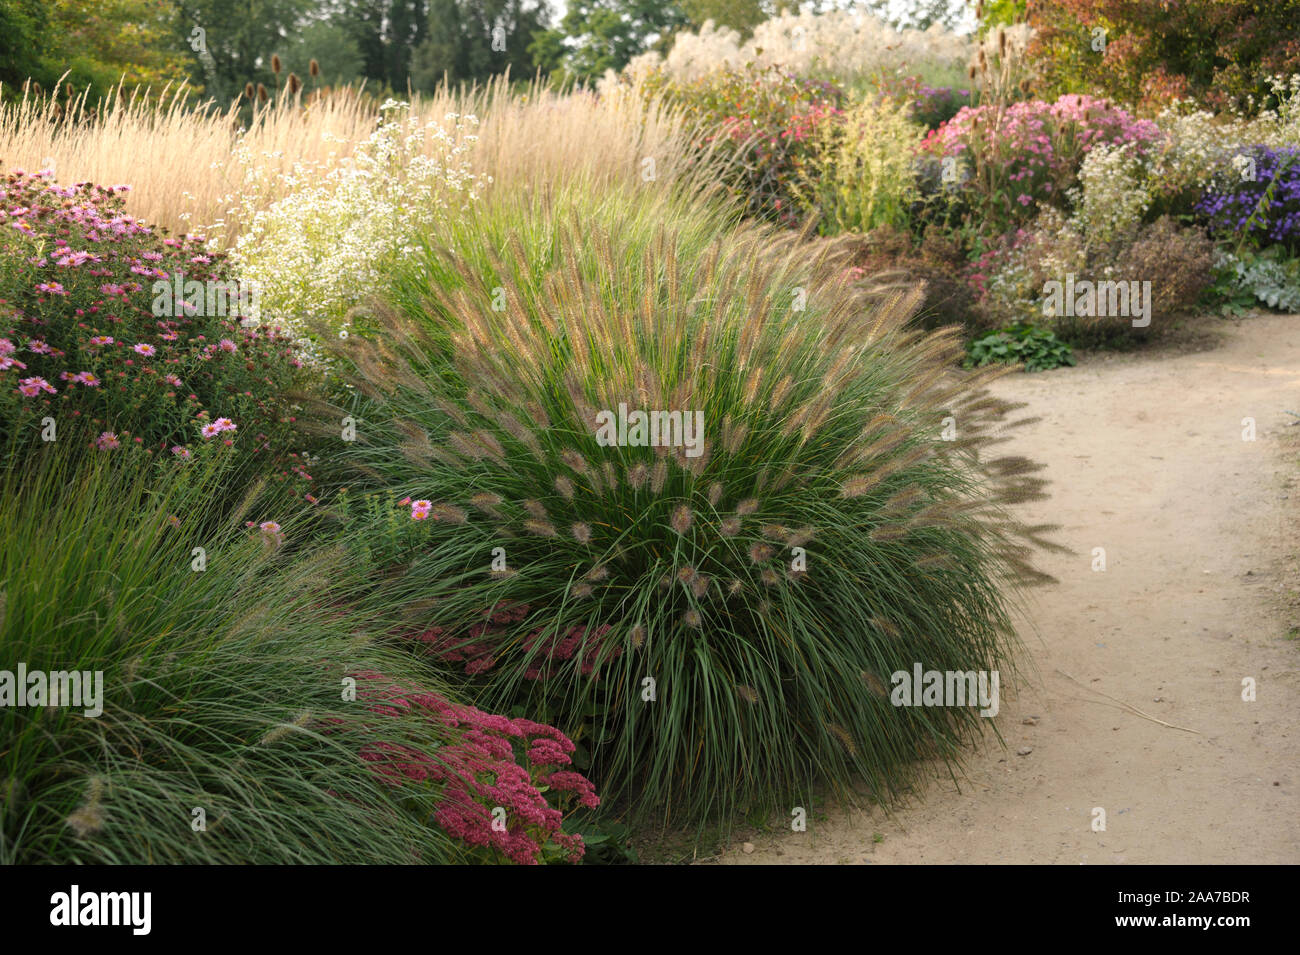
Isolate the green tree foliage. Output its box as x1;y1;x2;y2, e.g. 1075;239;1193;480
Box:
410;0;553;89
534;0;689;80
1;0;189;97
173;0;314;99
1027;0;1300;113
680;0;768;38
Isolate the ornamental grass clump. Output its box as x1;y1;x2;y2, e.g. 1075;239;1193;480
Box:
0;445;595;864
325;187;1059;827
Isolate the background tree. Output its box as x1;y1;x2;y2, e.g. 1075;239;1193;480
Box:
533;0;689;80
679;0;768;38
173;0;314;100
409;0;552;89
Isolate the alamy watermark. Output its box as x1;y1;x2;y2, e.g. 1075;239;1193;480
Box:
594;403;704;458
1;664;103;717
152;270;260;324
890;664;1000;717
1042;273;1151;328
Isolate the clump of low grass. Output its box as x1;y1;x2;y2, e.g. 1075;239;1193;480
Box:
0;444;475;864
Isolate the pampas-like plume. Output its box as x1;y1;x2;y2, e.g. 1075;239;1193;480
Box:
670;504;693;534
625;461;648;490
431;504;467;524
650;459;667;494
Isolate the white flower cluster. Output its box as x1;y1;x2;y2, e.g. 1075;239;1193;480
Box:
229;102;482;348
628;10;972;84
1070;142;1152;246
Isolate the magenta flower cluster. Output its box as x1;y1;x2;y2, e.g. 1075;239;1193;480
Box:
350;670;597;864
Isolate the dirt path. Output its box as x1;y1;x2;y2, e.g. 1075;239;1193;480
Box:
722;313;1300;865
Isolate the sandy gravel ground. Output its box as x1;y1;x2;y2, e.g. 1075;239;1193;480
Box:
721;313;1300;865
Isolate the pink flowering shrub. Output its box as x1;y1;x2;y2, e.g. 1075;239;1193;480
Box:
642;67;845;225
923;95;1161;233
350;670;597;864
0;170;311;493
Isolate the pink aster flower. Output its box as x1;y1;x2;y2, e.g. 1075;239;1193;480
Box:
132;343;156;356
213;417;236;433
218;338;237;353
35;282;66;295
17;376;55;396
171;445;191;458
201;422;220;439
88;335;114;347
26;339;51;354
96;431;120;450
163;374;182;386
74;372;101;387
411;499;433;520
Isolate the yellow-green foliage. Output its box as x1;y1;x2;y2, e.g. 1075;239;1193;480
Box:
798;97;926;235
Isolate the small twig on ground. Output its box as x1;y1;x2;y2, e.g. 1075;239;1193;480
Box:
1055;669;1202;734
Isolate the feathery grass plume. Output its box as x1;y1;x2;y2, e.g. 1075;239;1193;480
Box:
630;624;646;648
722;417;749;455
670;505;693;534
650;459;668;494
258;709;314;747
522;499;548;520
431;504;467;524
736;685;759;705
707;482;723;507
572;522;593;543
470;492;505;520
335;180;1056;834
